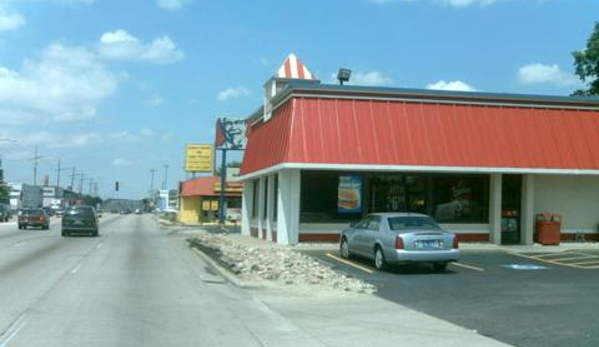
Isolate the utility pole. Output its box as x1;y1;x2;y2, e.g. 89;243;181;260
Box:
56;161;75;189
88;179;94;195
29;145;44;187
69;168;76;191
150;169;156;192
162;164;169;190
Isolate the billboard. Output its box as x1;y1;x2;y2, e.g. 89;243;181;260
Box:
185;144;213;172
215;118;247;150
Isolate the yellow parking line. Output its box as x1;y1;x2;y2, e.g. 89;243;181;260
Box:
325;253;375;274
549;255;598;262
568;259;599;266
510;252;587;269
450;262;484;272
533;253;571;258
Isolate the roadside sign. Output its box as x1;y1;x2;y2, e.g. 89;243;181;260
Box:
185;144;213;173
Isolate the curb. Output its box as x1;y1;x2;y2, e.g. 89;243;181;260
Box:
188;243;265;290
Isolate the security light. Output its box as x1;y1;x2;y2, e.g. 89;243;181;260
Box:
337;68;352;85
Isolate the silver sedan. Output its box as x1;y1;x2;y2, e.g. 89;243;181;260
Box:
339;213;459;272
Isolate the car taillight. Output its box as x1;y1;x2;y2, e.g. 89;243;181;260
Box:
395;236;405;249
453;236;459;249
40;216;45;221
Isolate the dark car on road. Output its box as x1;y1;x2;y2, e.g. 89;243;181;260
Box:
18;208;50;230
0;203;12;222
62;205;99;237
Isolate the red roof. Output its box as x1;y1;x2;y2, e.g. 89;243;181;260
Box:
240;95;599;176
180;177;242;197
275;53;316;80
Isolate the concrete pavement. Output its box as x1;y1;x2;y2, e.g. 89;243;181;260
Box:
0;215;512;346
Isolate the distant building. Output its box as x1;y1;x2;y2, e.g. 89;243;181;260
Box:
179;176;242;224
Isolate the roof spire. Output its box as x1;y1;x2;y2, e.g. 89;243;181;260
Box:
275;53;316;80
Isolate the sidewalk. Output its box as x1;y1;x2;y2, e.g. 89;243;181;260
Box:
185;230;514;347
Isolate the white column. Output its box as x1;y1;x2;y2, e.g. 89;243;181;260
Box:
277;169;301;245
241;180;253;236
489;174;502;245
266;174;275;241
257;176;266;240
521;174;535;245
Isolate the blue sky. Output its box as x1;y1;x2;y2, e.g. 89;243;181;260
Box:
0;0;596;199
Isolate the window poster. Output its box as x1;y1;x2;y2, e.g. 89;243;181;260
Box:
338;175;362;213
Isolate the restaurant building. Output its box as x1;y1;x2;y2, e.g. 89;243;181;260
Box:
237;54;599;245
179;176;242;224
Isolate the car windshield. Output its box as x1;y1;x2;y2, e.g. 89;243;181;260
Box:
66;207;94;216
387;216;442;231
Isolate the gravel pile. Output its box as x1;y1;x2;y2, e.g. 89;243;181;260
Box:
188;234;376;294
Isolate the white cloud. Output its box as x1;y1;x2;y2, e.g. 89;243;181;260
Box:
108;128;155;143
0;43;120;127
0;7;25;31
156;0;190;10
329;70;393;87
112;158;131;167
97;29;185;64
370;0;508;7
426;80;477;91
140;128;155;137
218;86;250;101
518;63;579;87
146;94;163;106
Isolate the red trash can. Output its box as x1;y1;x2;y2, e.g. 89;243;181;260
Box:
535;213;561;245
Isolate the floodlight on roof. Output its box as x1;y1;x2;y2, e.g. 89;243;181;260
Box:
337;68;352;85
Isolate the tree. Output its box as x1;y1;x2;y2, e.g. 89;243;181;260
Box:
0;181;9;204
572;22;599;96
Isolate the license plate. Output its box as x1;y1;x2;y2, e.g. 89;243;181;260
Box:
414;239;444;249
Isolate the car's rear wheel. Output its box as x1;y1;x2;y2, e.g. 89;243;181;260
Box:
340;238;351;259
433;262;448;272
374;246;387;271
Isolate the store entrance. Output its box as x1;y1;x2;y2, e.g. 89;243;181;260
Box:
501;175;522;245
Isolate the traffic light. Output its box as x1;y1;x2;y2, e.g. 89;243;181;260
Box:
115;181;119;191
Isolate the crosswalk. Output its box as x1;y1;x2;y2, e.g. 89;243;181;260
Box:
512;251;599;269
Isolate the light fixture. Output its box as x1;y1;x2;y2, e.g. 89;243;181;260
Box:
337;68;352;85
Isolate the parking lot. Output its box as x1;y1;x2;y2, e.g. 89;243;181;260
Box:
303;247;599;347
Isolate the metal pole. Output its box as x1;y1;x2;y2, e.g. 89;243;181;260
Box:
33;146;38;186
56;160;61;187
150;169;156;191
163;164;169;190
219;149;227;225
70;168;76;191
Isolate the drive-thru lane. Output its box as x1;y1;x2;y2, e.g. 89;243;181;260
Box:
304;248;599;347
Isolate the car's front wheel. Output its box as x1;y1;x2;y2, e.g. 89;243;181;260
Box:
374;246;387;271
340;238;351;259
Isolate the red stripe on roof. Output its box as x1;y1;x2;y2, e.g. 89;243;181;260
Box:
240;97;599;176
297;60;305;79
180;177;242;197
284;59;292;79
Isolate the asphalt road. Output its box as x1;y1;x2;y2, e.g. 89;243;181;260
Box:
0;215;317;347
304;248;599;347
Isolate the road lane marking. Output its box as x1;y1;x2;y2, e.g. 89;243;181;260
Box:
325;253;375;274
509;252;589;269
13;242;26;248
450;262;484;272
568;259;599;266
95;242;103;249
0;316;27;347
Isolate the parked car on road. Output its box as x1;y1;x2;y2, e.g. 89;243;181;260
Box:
42;206;55;217
55;209;65;217
0;203;12;222
339;213;459;272
62;205;99;237
18;208;50;230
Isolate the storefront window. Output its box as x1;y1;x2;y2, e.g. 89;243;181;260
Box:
273;175;278;222
300;172;360;223
432;175;489;223
299;171;489;224
251;179;259;219
263;178;268;220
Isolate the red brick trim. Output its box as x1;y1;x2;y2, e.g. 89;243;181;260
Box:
560;233;599;242
250;228;259;238
261;229;267;240
456;234;490;242
272;230;277;243
299;233;341;242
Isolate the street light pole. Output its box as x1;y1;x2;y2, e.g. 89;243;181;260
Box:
150;169;156;192
162;164;169;190
29;145;44;187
